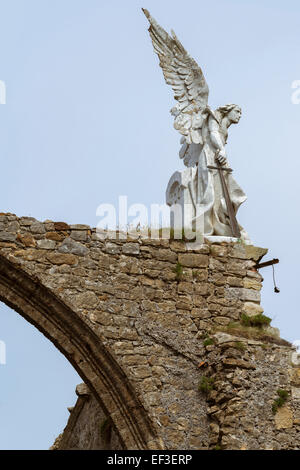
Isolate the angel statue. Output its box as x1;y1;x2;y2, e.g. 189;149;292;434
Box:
143;9;250;241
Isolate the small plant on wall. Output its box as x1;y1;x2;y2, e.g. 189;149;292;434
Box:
198;376;215;394
272;389;289;414
174;262;183;280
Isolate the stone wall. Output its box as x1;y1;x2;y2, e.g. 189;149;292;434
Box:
51;384;123;450
0;212;299;450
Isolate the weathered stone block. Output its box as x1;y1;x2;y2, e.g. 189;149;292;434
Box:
227;276;243;287
104;242;120;255
274;406;293;429
152;248;177;263
209;257;225;271
17;233;36;247
178;253;208;268
71;230;87;242
7;221;19;232
292;387;300;399
194;284;209;295
214;316;231;326
222;358;256;369
54;222;70;231
169;240;186;252
70;224;90;230
178;282;194;295
58;237;89;256
210;245;228;257
30;222;46;234
75;383;90;397
46;231;66;241
230;244;268;261
226;287;261;303
131;366;152;379
122;243;140;255
289;368;300;386
37;239;56;250
19;217;36;226
242;301;264;317
0;232;16;242
47;252;78;265
243;278;262;291
226;260;248;276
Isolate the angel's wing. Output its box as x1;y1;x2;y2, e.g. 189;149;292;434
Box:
143;9;209;145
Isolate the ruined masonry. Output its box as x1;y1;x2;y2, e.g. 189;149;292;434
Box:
0;212;299;450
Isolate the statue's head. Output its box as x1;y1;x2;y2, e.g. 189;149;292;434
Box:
216;104;242;124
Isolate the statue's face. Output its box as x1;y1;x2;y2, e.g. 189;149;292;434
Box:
228;107;242;124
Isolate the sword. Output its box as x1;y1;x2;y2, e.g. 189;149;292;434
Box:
207;151;241;239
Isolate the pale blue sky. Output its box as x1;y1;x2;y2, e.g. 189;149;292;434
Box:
0;0;300;449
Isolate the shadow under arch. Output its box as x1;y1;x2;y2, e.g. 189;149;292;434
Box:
0;253;161;450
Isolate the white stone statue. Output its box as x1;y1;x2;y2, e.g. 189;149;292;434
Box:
143;9;250;241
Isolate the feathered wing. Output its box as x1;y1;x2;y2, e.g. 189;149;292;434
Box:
143;8;209;145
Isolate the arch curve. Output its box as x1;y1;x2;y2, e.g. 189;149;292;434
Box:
0;253;161;450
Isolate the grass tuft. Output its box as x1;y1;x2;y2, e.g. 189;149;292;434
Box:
203;337;214;347
198;376;215;394
233;341;246;351
272;389;289;414
241;313;272;328
174;262;184;280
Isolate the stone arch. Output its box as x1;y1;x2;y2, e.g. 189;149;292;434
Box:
0;253;161;450
2;213;289;450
